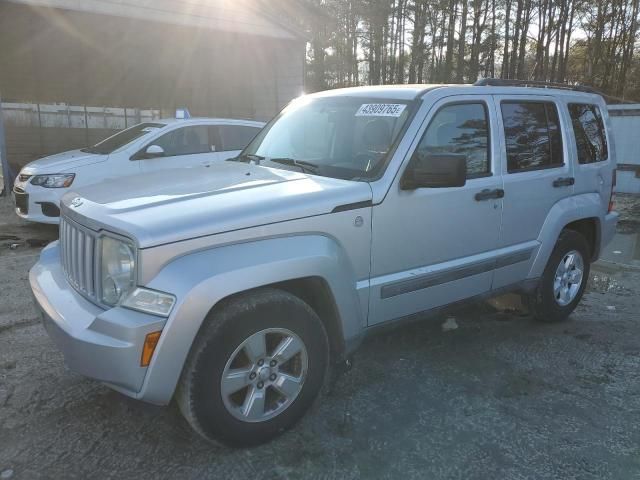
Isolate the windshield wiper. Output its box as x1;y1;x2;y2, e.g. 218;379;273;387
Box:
228;153;265;163
80;147;100;154
268;157;319;174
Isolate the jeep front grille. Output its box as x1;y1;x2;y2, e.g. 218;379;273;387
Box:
60;216;97;299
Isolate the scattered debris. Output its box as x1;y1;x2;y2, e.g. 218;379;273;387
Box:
8;243;21;250
613;250;622;255
0;469;14;479
606;305;616;311
26;238;49;248
442;317;459;331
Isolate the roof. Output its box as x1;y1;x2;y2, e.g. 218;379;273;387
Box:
608;104;640;110
5;0;305;40
309;85;445;101
156;117;265;126
308;83;605;102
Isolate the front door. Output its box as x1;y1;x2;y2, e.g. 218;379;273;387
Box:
491;95;574;290
139;125;220;172
368;95;503;325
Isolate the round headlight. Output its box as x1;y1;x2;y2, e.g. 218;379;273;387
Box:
100;236;135;306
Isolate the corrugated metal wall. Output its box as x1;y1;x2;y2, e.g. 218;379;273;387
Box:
0;2;305;175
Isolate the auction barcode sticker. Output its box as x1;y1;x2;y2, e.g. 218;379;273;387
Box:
355;103;407;117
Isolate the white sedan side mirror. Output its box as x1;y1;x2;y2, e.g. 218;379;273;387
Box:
145;145;165;158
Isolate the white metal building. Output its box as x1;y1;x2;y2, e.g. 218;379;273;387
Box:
608;105;640;194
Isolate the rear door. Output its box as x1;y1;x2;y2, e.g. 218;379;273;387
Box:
492;95;574;289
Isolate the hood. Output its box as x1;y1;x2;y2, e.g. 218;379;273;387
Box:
21;149;106;174
61;162;373;248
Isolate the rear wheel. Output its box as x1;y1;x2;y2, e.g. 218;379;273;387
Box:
176;288;329;446
530;230;591;323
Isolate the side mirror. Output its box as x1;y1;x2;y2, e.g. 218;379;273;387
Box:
401;153;467;189
144;145;165;158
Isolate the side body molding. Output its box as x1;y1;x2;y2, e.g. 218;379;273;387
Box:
138;235;365;404
527;192;603;279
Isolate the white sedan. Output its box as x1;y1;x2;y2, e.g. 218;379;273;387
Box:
12;117;264;224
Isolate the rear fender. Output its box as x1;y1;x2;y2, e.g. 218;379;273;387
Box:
528;193;604;278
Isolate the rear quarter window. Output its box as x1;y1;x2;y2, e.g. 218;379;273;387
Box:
568;104;608;164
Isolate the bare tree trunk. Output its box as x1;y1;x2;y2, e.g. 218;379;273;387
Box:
457;0;469;82
508;0;523;78
501;0;512;78
444;0;458;82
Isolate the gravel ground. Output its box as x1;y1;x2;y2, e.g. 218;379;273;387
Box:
1;195;640;479
617;193;640;234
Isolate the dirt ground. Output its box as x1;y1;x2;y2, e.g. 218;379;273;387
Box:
1;194;640;479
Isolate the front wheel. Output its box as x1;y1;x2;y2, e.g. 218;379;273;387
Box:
529;229;591;323
176;288;329;447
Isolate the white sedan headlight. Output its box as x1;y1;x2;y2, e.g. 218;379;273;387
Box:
30;173;75;188
100;236;136;306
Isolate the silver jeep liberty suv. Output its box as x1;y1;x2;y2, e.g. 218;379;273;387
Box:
30;80;618;446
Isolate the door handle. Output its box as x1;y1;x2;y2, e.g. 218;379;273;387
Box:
553;177;575;187
475;188;505;201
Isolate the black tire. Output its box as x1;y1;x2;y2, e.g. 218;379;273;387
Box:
176;288;329;447
529;229;591;323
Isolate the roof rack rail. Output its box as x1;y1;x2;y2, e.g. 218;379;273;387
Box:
473;78;600;95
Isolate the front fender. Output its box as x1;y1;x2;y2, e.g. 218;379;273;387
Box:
137;234;365;404
528;193;604;278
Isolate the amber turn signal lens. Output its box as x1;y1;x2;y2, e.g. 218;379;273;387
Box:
141;331;162;367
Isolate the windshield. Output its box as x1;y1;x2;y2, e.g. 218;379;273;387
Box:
82;122;165;155
240;96;414;180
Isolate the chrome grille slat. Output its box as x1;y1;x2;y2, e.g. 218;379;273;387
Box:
78;230;85;291
67;221;72;277
59;219;65;270
60;215;98;301
71;228;78;287
85;235;94;296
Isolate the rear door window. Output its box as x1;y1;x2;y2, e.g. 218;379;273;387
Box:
219;125;261;151
568;104;608;164
501;101;564;172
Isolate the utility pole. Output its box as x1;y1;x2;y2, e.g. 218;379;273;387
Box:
0;93;11;196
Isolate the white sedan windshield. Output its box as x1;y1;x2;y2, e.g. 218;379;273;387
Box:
82;122;165;155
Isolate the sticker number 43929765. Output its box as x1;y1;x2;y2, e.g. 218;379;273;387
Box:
355;103;407;117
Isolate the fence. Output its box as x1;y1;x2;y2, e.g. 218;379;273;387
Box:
0;101;163;185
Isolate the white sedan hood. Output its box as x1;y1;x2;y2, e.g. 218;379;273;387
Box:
21;150;106;174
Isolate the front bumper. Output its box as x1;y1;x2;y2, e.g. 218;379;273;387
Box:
30;242;166;399
12;185;63;224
